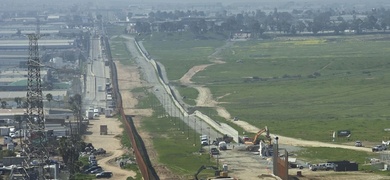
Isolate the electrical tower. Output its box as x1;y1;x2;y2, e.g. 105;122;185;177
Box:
22;33;49;180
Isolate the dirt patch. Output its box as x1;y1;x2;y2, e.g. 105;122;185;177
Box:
288;169;385;180
115;49;176;179
83;116;136;179
179;64;213;84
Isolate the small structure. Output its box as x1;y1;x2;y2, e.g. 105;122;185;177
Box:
100;125;107;135
328;160;358;171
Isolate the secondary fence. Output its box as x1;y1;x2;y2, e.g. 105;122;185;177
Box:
105;37;159;180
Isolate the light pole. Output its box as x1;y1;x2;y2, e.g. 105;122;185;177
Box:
208;127;211;163
187;115;189;139
194;118;197;146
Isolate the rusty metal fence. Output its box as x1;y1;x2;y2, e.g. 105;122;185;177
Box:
105;37;159;180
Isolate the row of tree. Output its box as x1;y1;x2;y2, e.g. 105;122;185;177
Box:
133;7;390;37
0;94;54;109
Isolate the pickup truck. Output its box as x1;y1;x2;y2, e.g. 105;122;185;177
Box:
309;163;334;171
372;145;387;152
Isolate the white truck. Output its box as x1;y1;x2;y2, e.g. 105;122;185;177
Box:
86;109;94;119
309;163;334;171
9;129;28;138
200;135;208;146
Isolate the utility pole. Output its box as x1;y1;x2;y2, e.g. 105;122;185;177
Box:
187;115;189;139
21;33;49;179
194;118;197;146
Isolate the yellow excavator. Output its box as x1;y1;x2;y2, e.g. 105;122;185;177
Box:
244;126;271;145
194;165;236;180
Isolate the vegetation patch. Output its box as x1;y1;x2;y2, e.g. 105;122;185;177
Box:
295;147;375;164
186;35;390;142
137;90;218;178
110;37;133;66
142;32;224;80
176;85;198;106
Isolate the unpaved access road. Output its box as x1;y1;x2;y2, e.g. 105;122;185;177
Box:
118;36;383;180
83;116;136;179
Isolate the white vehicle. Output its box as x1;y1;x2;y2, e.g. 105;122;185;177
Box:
9;129;28;138
200;135;208;146
309;163;334;171
218;141;227;150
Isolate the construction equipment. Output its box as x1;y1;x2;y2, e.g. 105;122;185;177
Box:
244;126;271;145
244;126;273;154
194;165;234;180
212;134;233;146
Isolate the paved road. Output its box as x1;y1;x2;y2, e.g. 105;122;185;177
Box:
85;37;110;111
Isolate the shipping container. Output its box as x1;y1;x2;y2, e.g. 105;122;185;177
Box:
100;125;107;135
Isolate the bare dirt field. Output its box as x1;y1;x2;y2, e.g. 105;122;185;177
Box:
82;60;149;179
114;59;176;179
83;116;136;179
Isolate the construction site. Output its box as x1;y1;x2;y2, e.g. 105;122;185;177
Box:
2;1;390;180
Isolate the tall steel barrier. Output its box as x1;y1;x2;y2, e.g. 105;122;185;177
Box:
105;37;159;180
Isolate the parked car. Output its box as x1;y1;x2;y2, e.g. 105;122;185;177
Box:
355;141;363;147
372;145;387;152
90;160;97;166
90;167;103;174
95;148;106;155
84;166;101;174
96;171;113;178
289;163;304;169
210;148;220;155
201;140;209;146
309;163;334;171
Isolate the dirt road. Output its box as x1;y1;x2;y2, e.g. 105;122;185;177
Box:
84;116;136;179
178;40;373;152
119;36;176;179
175;41;381;179
118;37;381;179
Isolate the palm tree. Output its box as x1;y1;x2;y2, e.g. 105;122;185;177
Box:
68;94;82;135
46;93;53;110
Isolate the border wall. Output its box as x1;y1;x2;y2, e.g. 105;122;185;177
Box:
105;37;159;180
134;40;239;142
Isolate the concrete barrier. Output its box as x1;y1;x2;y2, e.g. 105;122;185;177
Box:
134;39;239;142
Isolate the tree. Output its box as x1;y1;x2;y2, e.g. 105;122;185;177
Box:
69;94;82;135
14;97;22;108
296;20;306;33
1;101;7;109
46;93;53;110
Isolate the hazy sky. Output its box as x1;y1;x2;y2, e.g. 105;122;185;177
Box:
4;0;390;12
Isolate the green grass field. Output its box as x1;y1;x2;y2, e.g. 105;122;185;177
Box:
110;36;133;66
135;89;218;178
295;147;374;164
142;32;225;80
143;34;390;143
